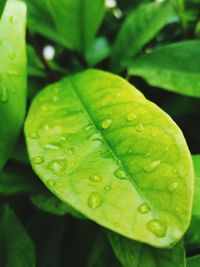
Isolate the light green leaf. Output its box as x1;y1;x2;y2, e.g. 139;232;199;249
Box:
0;205;35;267
128;41;200;98
108;231;185;267
25;69;194;248
0;0;27;170
24;0;105;54
31;190;85;218
187;255;200;267
87;234;122;267
185;155;200;250
111;1;174;72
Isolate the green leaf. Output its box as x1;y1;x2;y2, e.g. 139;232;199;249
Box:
185;155;200;250
24;0;105;54
108;231;185;267
27;44;45;78
31;190;85;218
0;161;40;195
25;69;194;248
0;0;7;19
0;205;35;267
187;255;200;267
87;234;122;267
0;0;27;170
111;1;174;72
128;41;200;98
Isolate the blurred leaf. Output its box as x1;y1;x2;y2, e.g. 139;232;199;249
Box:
0;205;36;267
86;37;111;66
108;231;185;267
0;161;40;195
25;69;194;248
87;234;122;267
0;0;7;19
24;0;105;54
111;1;174;72
31;190;85;218
128;41;200;98
187;255;200;267
0;0;27;170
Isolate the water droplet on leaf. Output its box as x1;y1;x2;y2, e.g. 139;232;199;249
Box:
147;219;167;238
104;185;111;191
90;174;102;182
168;182;178;192
143;160;161;173
47;179;56;187
127;112;137;122
48;159;67;174
29;132;39;139
68;147;75;154
114;168;127;180
101;119;112;129
0;86;8;102
138;203;151;214
88;192;102;208
32;156;44;165
136;124;144;132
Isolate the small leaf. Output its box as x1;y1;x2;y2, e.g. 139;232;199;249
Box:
108;231;185;267
111;1;174;72
0;205;36;267
128;41;200;98
187;255;200;267
0;0;27;169
25;69;194;248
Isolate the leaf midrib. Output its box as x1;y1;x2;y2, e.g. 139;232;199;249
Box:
69;77;156;215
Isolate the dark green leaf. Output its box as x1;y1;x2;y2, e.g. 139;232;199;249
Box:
0;0;27;169
87;233;122;267
0;205;35;267
108;231;185;267
111;1;174;72
128;41;200;98
187;255;200;267
0;0;7;19
25;70;194;248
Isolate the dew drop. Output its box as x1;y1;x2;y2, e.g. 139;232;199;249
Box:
168;182;178;193
136;124;144;132
9;53;15;60
48;159;67;174
85;125;93;131
88;192;102;208
68;147;75;154
127;148;133;154
114;168;127;180
138;203;151;214
127;112;137;122
104;185;111;191
101;119;112;129
45;143;59;150
32;156;44;165
145;152;151;158
29;132;39;139
9;16;15;24
47;179;56;187
147;219;167;238
7;70;19;77
90;174;102;182
0;86;8;102
143;160;161;173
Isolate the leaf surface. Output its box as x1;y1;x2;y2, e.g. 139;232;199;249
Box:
108;231;185;267
0;0;27;169
111;1;174;71
25;69;194;248
187;255;200;267
128;41;200;98
0;205;35;267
